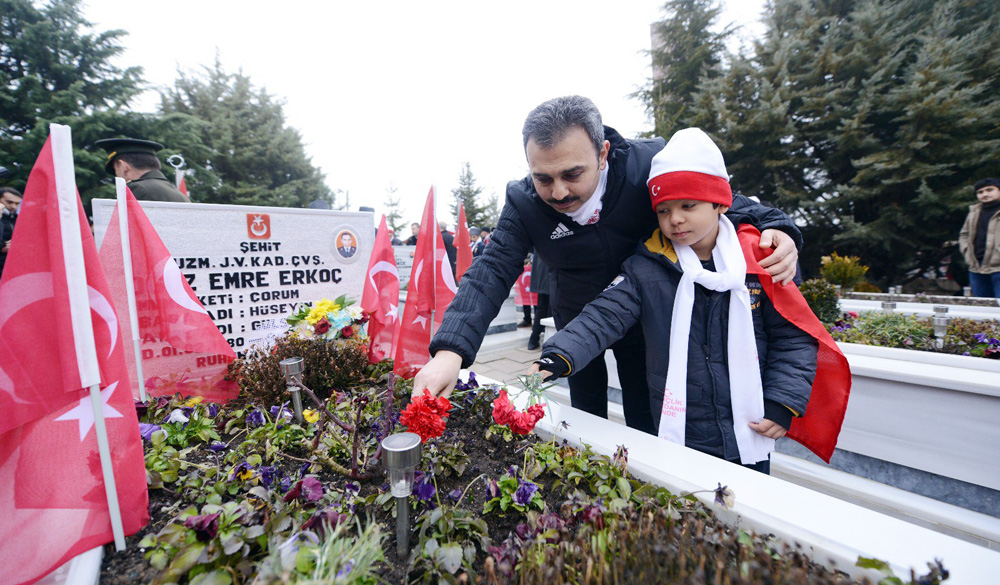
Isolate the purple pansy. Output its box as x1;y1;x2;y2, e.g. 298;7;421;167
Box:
412;471;436;503
207;403;219;418
138;423;162;441
486;478;500;499
446;488;462;504
246;408;265;427
513;480;539;507
209;441;227;452
270;402;292;421
184;512;220;541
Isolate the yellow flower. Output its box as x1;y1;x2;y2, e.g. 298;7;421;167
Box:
303;409;319;424
305;299;340;324
184;396;204;406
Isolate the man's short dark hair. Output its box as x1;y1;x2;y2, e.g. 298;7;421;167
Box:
0;186;22;199
116;152;161;171
522;95;605;155
974;178;1000;191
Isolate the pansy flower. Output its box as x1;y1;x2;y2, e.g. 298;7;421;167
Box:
301;508;348;537
246;408;265;427
184;512;221;541
714;483;735;508
270;402;293;421
303;409;320;424
165;408;189;424
399;390;452;442
284;476;324;503
207;403;219;418
138;423;162;441
412;471;436;503
513;479;539;507
209;441;227;452
230;461;255;481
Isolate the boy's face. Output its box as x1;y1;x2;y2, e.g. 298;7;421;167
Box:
655;199;729;258
976;185;1000;204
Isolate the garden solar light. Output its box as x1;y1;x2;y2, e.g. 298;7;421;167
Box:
881;301;896;314
279;357;305;424
964;286;972;297
932;305;951;349
381;432;422;558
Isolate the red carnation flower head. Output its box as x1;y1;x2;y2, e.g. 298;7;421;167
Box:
400;389;452;442
492;389;545;435
314;317;331;335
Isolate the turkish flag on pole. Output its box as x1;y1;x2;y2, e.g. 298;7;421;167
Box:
455;203;472;282
737;225;851;463
99;187;238;402
0;126;149;585
361;215;400;363
393;187;456;378
176;172;189;198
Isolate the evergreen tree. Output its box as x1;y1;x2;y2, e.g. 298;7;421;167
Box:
694;0;1000;284
633;0;731;138
450;162;488;229
0;0;143;194
158;59;332;207
383;183;405;234
481;190;502;231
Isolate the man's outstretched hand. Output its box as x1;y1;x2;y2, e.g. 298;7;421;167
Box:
758;229;798;286
411;350;464;399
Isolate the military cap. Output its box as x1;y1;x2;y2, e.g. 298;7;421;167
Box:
93;137;164;175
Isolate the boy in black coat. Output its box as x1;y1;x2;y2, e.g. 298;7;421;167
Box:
535;129;820;473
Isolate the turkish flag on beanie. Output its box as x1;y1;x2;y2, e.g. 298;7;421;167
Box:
514;264;537;307
0;127;148;585
99;188;238;402
737;225;851;463
455;203;472;282
361;215;400;363
394;187;456;378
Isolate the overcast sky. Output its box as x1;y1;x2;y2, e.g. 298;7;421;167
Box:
82;0;767;227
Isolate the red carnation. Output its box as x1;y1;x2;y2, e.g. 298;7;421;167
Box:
492;389;545;435
314;318;331;335
400;389;452;442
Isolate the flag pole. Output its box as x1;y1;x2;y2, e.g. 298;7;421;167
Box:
51;124;127;551
116;179;147;402
430;185;438;337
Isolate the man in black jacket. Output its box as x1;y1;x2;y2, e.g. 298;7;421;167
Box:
414;96;801;434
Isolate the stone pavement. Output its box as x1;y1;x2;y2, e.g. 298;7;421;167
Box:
468;326;542;390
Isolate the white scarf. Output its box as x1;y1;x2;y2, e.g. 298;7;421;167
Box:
566;167;608;226
659;215;774;464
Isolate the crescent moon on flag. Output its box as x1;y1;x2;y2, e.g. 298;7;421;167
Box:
161;259;209;315
87;285;118;358
368;261;399;293
0;272;54;398
520;272;531;288
412;260;424;287
439;250;457;293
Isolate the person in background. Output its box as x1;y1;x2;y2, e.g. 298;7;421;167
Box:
959;177;1000;297
413;95;801;435
527;251;550;351
405;222;419;246
93;137;189;203
439;220;457;277
0;186;22;278
480;226;492;247
470;227;485;257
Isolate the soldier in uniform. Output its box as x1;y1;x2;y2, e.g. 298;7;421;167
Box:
93;137;189;203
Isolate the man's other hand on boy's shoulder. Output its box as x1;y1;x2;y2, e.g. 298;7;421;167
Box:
757;229;797;286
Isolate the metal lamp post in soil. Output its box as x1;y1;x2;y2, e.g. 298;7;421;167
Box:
279;357;305;423
381;432;422;558
932;305;951;349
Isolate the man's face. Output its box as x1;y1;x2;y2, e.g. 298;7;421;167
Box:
411;224;419;236
340;233;353;247
976;185;1000;204
1;193;21;213
526;126;609;214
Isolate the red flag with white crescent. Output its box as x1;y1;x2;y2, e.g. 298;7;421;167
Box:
99;189;238;402
361;215;399;363
0;128;149;584
394;187;456;377
514;263;537;306
455;203;472;283
177;173;189;198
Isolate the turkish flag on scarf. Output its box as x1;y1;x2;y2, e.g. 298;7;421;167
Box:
455;203;472;282
737;225;851;463
393;187;456;378
99;188;238;402
514;264;537;307
361;215;400;363
0;127;149;585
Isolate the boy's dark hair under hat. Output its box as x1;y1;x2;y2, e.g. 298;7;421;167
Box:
93;137;164;176
973;178;1000;191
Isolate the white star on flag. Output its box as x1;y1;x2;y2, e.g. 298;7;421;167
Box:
54;382;124;441
413;314;428;329
387;302;398;321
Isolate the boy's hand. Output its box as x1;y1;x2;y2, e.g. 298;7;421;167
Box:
749;419;787;439
757;229;798;286
532;355;568;382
